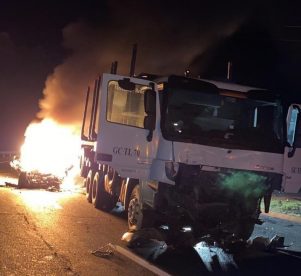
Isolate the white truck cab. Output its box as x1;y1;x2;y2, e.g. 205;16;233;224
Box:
80;73;301;242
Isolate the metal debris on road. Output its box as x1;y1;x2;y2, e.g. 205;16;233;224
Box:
249;235;301;260
269;235;285;249
91;244;114;258
249;234;286;252
193;241;238;272
47;186;60;192
121;228;168;260
91;243;170;275
109;243;171;276
4;182;17;187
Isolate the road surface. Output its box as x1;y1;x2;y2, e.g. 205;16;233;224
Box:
0;183;155;275
0;173;301;275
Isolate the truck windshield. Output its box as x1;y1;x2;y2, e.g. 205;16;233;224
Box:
162;87;284;153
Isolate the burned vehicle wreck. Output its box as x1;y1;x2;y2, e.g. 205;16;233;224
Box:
11;157;63;190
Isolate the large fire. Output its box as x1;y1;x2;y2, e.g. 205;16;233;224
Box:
19;119;81;178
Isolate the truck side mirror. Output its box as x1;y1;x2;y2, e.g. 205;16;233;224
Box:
144;115;155;142
287;104;301;158
144;115;155;130
81;86;90;141
144;89;156;141
144;89;156;114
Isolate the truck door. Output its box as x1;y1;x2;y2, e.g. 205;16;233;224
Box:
95;73;157;180
283;104;301;193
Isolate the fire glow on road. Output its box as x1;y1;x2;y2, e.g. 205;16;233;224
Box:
12;189;79;228
13;189;78;212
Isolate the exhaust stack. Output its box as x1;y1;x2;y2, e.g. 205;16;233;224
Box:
129;43;137;77
227;61;232;81
91;76;101;140
81;86;90;141
89;79;98;140
111;61;118;74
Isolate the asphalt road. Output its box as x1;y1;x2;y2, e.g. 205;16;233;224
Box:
0;184;155;276
1;173;301;276
253;213;301;252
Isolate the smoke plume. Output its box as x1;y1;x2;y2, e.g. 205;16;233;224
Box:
38;0;257;127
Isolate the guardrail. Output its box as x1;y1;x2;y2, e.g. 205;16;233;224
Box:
0;151;19;160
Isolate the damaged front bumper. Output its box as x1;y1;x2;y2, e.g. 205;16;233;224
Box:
153;164;283;241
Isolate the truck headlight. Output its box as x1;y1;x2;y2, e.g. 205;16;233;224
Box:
165;161;179;181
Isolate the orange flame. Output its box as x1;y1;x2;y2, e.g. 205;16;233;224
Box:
19;119;81;178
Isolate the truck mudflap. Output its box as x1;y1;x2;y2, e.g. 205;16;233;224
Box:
153;164;283;241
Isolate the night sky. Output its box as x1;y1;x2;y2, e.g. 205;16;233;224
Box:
0;0;300;150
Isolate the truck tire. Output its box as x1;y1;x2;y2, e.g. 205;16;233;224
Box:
93;172;116;211
104;168;121;196
128;185;144;231
18;172;29;188
86;170;93;203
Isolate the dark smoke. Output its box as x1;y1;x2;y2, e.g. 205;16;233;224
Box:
38;0;260;126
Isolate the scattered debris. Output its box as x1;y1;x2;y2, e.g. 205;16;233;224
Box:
110;243;171;276
122;228;168;260
249;235;286;252
247;235;301;261
269;235;285;250
5;182;17;187
122;228;165;243
111;201;125;214
249;236;271;251
47;186;60;192
91;244;114;258
91;243;170;275
191;234;287;273
193;241;238;272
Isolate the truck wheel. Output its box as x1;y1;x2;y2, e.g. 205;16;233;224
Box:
128;185;143;231
93;172;116;211
86;170;93;203
18;172;29;188
104;168;121;195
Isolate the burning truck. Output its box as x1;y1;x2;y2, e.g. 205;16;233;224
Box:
79;50;301;245
11;119;80;190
